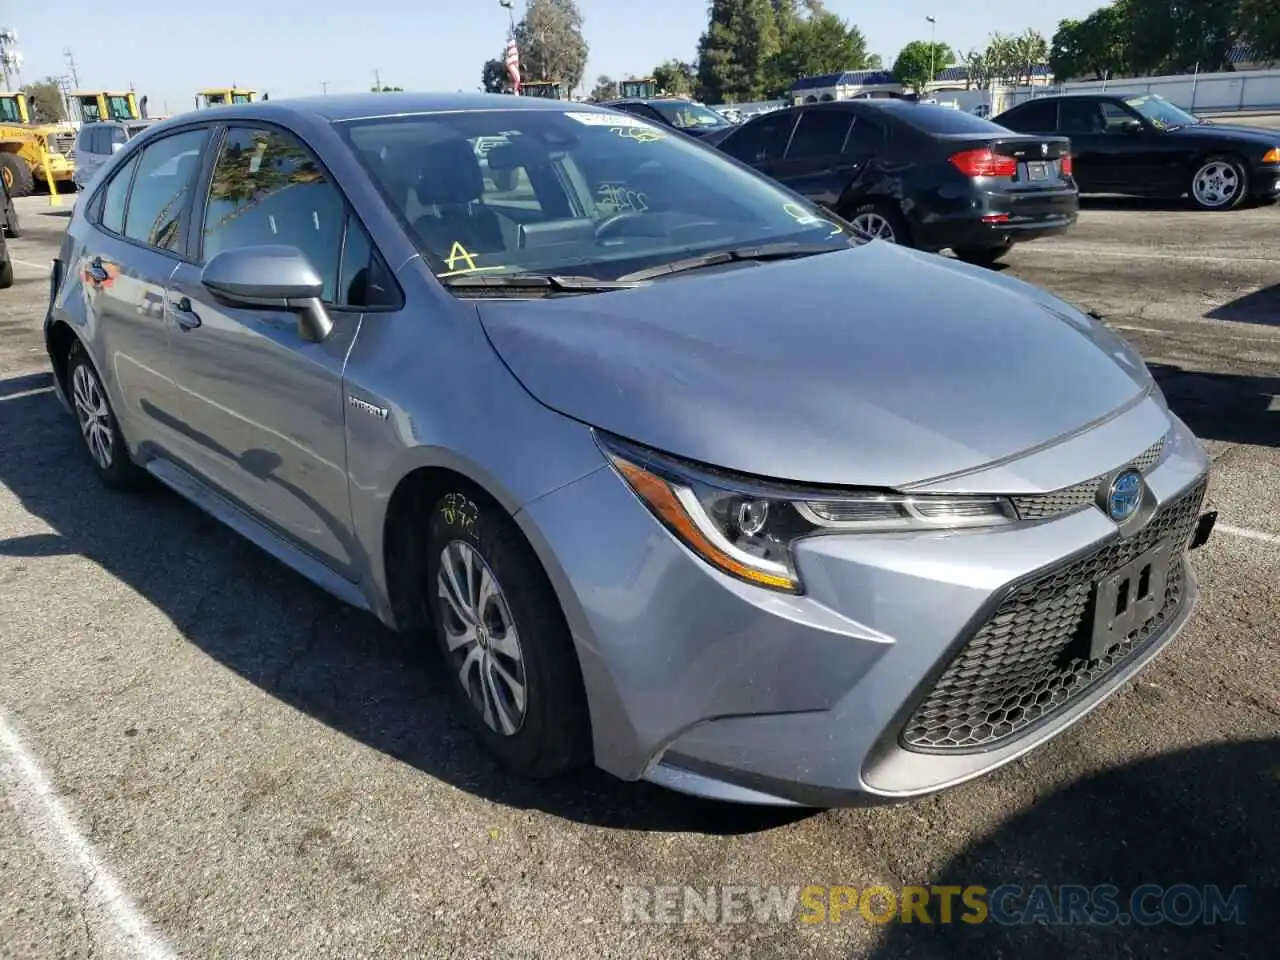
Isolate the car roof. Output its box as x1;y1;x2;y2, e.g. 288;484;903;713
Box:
153;91;596;125
602;97;698;107
1004;93;1123;104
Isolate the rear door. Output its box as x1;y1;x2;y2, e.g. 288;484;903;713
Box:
165;123;379;575
767;108;858;209
1057;98;1136;192
74;126;209;456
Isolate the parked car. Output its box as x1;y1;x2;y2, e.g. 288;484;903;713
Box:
711;99;1079;265
601;96;735;139
46;93;1216;808
0;176;14;289
994;93;1280;210
72;119;159;191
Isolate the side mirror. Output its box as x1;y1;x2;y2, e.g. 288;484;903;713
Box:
1121;118;1144;134
200;246;334;342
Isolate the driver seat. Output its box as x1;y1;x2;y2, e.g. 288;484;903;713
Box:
411;138;507;260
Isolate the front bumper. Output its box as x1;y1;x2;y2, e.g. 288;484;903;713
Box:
1250;163;1280;200
518;402;1211;807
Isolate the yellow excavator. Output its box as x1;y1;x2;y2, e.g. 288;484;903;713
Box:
71;90;141;123
0;92;75;197
196;88;257;109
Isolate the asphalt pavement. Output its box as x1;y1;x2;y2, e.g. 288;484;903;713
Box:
1;164;1277;959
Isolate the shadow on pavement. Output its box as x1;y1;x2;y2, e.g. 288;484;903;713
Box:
1206;282;1279;328
1148;362;1279;448
869;738;1278;958
0;375;810;835
1079;196;1190;212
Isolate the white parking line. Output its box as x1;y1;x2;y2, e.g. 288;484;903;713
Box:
1109;323;1280;345
0;708;176;960
1218;524;1280;546
1021;246;1280;265
12;257;50;271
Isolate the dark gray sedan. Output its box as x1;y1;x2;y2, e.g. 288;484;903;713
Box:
44;93;1216;807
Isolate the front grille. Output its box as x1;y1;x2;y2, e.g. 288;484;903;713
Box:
901;476;1207;753
1012;435;1166;522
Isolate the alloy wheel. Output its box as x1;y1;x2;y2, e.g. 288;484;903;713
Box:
71;363;114;470
849;212;897;245
1192;160;1240;208
437;539;528;736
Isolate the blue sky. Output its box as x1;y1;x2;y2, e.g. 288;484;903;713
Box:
8;0;1102;112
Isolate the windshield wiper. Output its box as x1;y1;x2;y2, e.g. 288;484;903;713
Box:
441;273;647;294
617;242;843;282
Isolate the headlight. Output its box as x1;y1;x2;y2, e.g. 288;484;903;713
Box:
599;434;1016;594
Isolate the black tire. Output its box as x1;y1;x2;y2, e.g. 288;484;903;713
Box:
1188;155;1248;211
0;255;11;290
845;200;913;248
0;154;35;198
65;342;146;490
3;200;22;239
424;486;591;779
953;244;1012;267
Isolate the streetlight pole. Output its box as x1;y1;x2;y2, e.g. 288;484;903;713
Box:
925;16;937;95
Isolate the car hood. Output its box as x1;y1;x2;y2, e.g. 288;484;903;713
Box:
476;244;1153;488
1177;122;1280;146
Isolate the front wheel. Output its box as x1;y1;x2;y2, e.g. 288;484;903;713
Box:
4;200;22;238
0;254;12;290
1189;156;1248;211
424;487;592;779
953;244;1012;267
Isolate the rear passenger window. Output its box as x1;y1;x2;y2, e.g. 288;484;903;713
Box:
122;129;208;252
202;126;345;303
786;111;853;159
843;116;886;154
100;153;139;234
719;113;798;165
1003;100;1058;132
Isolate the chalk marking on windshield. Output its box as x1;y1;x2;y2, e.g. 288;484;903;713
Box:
782;202;826;226
611;126;666;143
445;241;479;273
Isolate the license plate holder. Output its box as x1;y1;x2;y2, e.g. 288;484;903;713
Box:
1088;541;1173;661
1025;161;1050;182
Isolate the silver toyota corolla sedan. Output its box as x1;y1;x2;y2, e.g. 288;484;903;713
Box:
44;93;1216;807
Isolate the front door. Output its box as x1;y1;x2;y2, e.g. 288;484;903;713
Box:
765;108;859;210
166;124;361;574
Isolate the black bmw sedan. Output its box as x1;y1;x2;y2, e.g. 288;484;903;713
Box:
994;93;1280;210
710;99;1078;266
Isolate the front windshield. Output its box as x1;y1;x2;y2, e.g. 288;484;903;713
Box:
340;108;851;283
1124;94;1197;129
649;100;728;130
108;96;133;120
0;97;20;123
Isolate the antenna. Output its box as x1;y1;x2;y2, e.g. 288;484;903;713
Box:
63;48;80;88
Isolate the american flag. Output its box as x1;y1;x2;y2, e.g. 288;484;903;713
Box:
504;37;521;95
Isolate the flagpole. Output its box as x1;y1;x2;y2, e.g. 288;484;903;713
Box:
499;0;520;95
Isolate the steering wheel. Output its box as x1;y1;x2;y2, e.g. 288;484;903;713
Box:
594;210;656;240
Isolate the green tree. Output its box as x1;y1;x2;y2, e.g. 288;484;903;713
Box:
482;57;510;93
866;52;884;69
1239;0;1280;62
1011;28;1049;85
590;75;616;100
652;59;696;96
514;0;589;92
891;40;953;92
697;0;781;103
766;11;873;97
21;78;65;123
371;84;404;92
1050;8;1132;82
1124;0;1237;74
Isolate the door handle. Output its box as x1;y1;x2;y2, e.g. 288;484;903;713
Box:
167;295;202;330
86;257;110;283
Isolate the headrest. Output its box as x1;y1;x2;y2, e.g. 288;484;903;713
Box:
414;137;484;206
486;140;547;171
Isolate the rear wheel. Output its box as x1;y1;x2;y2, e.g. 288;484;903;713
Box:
953;243;1013;267
3;199;22;238
424;486;592;779
0;254;12;290
846;201;911;247
0;155;34;198
1189;156;1248;211
66;343;145;489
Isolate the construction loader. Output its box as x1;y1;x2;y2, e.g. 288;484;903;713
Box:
0;92;75;197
